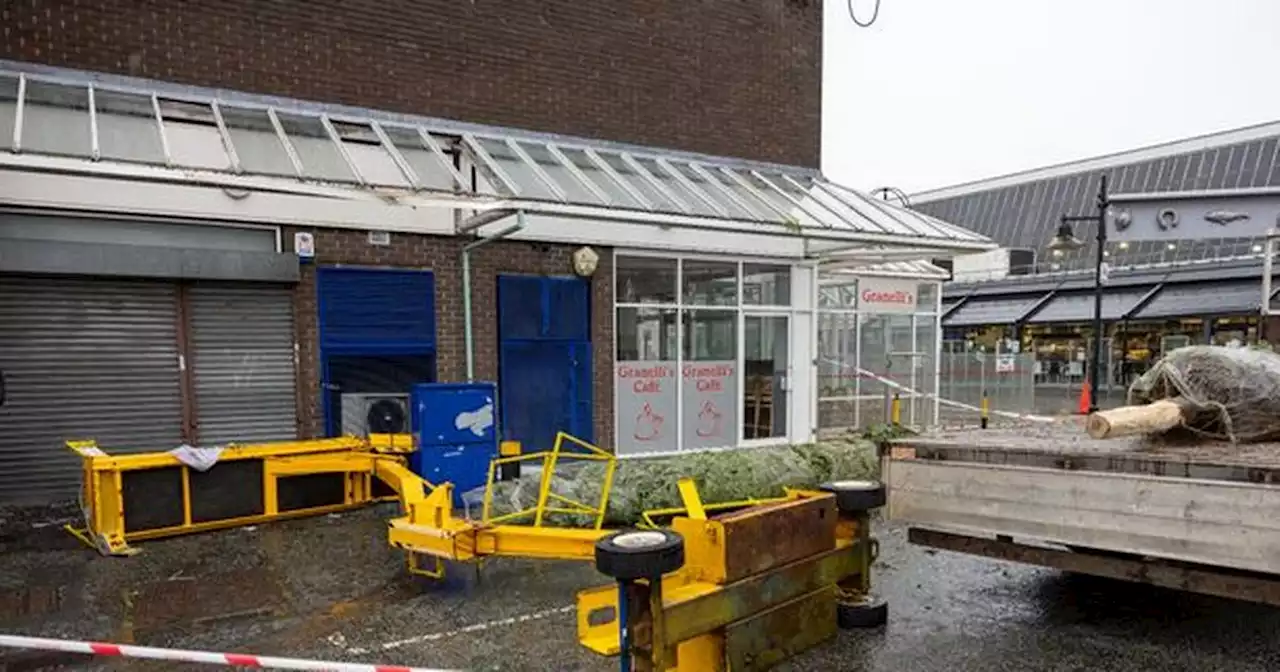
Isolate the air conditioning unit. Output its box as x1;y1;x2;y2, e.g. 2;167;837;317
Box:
341;393;410;436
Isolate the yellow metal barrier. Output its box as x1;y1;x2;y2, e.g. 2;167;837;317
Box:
577;485;874;671
480;431;617;530
65;435;413;556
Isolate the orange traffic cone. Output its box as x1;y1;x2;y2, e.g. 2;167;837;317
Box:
1077;378;1092;415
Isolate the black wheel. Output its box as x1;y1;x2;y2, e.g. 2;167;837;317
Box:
837;595;888;629
594;529;685;581
819;480;887;512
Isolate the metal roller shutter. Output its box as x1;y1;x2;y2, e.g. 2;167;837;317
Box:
0;276;183;505
189;285;298;446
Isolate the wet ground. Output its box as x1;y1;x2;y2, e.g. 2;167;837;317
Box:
2;506;1279;671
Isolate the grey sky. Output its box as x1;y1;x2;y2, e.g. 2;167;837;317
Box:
822;0;1280;194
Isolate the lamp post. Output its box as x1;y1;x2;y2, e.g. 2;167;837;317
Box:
1048;175;1110;414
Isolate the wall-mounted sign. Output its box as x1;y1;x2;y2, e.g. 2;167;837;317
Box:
857;277;918;315
681;361;738;450
1109;192;1280;242
615;361;677;455
294;232;315;260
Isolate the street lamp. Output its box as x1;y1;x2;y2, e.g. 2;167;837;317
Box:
1048;175;1110;414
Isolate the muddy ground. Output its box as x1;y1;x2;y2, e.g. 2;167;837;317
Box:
0;505;1278;671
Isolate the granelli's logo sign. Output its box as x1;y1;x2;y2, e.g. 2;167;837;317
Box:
859;278;919;314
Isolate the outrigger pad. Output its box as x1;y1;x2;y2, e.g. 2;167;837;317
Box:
819;480;887;512
594;529;685;581
837;594;888;629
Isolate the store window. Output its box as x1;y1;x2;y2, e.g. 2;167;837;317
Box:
683;309;737;450
615;307;677;361
819;279;858;309
817;274;942;431
613;254;804;455
616;256;677;304
682;259;738;306
743;263;791;306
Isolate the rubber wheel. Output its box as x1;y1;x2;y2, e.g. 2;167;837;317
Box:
594;529;685;581
819;480;887;512
837;595;888;629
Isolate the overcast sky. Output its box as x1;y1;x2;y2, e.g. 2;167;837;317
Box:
822;0;1280;195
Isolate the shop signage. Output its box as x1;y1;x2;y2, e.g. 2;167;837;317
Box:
615;361;678;454
681;361;739;450
858;277;919;315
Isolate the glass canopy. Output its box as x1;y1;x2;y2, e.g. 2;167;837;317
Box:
0;66;992;252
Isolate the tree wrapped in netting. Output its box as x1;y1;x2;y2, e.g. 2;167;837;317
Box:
1088;345;1280;443
468;438;879;527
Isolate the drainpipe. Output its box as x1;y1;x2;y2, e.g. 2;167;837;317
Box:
462;210;526;381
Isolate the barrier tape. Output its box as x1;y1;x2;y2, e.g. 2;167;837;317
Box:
820;359;1058;424
0;634;460;672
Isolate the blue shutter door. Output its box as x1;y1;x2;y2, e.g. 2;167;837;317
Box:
317;267;437;436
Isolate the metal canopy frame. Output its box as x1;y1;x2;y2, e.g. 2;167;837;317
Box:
0;62;994;257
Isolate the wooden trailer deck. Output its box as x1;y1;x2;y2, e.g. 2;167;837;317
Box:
884;420;1280;605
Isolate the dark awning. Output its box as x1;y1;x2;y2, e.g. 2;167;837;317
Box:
1025;287;1157;324
1131;281;1265;320
943;293;1049;327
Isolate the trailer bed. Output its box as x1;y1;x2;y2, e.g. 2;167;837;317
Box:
884;420;1280;604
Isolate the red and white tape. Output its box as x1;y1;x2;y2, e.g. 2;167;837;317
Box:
0;634;460;672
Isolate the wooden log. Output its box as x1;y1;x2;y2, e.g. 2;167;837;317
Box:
1086;399;1192;439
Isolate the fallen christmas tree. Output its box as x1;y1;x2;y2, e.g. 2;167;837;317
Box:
1087;345;1280;443
467;436;881;527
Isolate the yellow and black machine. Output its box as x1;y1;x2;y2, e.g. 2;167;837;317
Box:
67;431;886;671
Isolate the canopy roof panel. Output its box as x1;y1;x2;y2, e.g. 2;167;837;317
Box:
0;62;993;254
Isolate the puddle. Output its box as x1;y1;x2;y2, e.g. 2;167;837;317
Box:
129;566;286;632
0;583;71;621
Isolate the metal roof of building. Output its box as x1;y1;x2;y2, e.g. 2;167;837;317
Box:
910;120;1280;274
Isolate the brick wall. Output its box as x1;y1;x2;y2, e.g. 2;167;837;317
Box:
2;0;823;167
286;228;614;448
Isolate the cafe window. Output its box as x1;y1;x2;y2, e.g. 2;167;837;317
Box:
613;254;803;455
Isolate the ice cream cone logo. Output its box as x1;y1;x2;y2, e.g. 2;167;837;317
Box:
696;400;722;437
634;402;663;441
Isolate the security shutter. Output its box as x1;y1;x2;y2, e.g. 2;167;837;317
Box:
0;276;183;505
189;285;297;446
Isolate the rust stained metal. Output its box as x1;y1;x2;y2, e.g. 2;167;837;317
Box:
715;494;837;584
577;488;874;670
724;586;837;672
663;544;859;644
910;527;1280;607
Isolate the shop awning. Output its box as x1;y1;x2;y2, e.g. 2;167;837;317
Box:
0;62;995;257
943;293;1050;328
1025;287;1159;324
1131;281;1272;320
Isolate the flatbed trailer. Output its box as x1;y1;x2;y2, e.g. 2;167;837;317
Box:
883;421;1280;606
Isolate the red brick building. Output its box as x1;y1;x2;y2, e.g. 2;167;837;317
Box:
0;0;989;504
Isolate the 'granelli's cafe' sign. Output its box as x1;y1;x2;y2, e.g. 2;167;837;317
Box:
858;277;920;314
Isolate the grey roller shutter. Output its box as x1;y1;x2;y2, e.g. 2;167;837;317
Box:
0;276;183;505
189;285;298;445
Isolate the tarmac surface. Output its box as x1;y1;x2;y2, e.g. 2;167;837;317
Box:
1;505;1279;671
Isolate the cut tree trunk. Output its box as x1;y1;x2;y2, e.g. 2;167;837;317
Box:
1086;398;1193;439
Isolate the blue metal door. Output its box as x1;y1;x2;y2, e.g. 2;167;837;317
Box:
497;276;592;451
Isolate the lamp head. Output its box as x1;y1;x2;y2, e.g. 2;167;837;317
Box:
1048;220;1085;251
